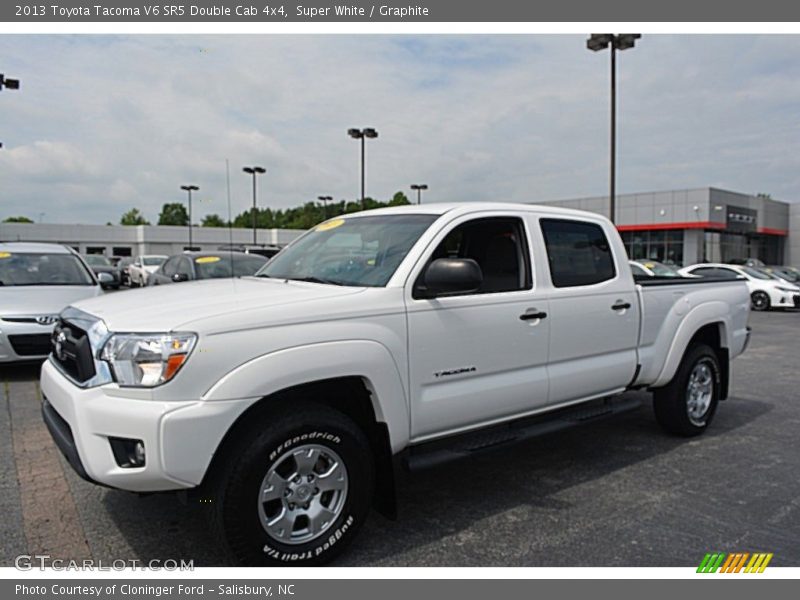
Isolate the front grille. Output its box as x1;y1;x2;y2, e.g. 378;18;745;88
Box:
8;334;52;356
51;319;96;383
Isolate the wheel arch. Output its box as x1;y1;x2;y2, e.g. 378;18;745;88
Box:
654;310;730;398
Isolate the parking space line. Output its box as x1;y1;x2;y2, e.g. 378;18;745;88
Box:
7;378;92;561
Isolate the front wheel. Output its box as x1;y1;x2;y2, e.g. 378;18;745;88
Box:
209;403;374;566
751;291;771;311
653;343;721;436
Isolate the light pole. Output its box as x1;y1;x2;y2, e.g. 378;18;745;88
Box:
1;74;20;150
317;195;333;218
180;185;199;249
410;184;428;205
347;128;378;210
242;166;266;244
586;33;640;224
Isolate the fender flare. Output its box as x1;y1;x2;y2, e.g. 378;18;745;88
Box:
652;302;730;388
202;339;410;453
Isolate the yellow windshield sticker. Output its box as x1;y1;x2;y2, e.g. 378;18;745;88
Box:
316;218;345;232
644;263;655;268
0;252;11;259
195;256;221;264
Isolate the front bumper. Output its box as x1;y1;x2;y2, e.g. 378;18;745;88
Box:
0;320;55;362
40;359;253;492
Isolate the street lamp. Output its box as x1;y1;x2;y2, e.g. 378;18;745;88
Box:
242;166;266;244
410;184;428;205
317;195;333;218
347;127;378;210
180;185;199;249
586;33;640;224
1;74;20;150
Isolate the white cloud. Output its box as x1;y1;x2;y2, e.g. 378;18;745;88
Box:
0;34;798;225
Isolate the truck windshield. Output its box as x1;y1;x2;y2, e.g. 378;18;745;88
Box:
256;214;438;287
0;252;95;286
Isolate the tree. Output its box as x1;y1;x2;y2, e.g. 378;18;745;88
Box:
119;208;150;226
158;203;189;226
202;214;228;227
2;216;34;223
389;191;411;206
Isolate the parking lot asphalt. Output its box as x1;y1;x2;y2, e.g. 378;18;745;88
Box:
1;310;798;568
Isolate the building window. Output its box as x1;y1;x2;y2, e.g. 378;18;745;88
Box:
620;230;684;266
112;247;132;257
86;246;106;255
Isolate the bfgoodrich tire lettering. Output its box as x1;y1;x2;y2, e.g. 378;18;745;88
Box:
209;402;374;566
653;343;721;437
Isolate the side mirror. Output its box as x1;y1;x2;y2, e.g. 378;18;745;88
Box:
172;273;189;283
97;272;114;286
419;258;482;298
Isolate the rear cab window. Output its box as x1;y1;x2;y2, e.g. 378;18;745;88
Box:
540;218;616;287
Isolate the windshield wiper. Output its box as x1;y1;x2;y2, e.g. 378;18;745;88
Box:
286;276;346;286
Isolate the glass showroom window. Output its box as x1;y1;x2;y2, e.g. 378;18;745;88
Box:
621;230;683;265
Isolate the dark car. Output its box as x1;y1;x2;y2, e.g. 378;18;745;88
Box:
82;254;121;289
148;251;268;286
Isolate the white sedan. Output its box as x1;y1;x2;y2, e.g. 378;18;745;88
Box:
128;255;167;287
680;263;800;311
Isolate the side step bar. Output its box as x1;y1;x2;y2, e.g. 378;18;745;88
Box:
405;395;642;471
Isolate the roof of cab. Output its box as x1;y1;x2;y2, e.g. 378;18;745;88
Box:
0;241;73;254
341;201;610;221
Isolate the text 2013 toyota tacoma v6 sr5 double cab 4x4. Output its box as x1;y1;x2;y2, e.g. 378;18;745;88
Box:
41;203;751;565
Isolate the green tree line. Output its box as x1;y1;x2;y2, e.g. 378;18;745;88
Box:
118;191;412;229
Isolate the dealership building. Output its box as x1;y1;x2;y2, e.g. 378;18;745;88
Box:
0;222;303;258
537;187;798;266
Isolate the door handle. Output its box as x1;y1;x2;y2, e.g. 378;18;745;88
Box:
611;301;631;311
520;310;547;321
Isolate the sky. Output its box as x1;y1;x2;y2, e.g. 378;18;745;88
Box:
1;34;799;225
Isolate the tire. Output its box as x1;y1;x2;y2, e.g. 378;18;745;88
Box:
209;402;374;566
751;291;771;311
653;343;721;437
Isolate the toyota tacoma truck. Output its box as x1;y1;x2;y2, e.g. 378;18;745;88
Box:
41;203;751;565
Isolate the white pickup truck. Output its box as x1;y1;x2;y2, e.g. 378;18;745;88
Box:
41;203;751;565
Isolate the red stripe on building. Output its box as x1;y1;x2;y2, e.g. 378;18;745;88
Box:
616;221;726;232
757;227;788;236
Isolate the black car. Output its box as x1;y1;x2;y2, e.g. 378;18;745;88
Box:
148;251;268;285
82;254;121;289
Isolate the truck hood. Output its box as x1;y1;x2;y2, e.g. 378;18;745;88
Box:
70;277;367;332
0;285;102;317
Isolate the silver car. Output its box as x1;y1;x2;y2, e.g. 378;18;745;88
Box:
0;243;104;362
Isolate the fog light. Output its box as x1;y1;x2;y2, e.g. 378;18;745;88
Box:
109;437;146;468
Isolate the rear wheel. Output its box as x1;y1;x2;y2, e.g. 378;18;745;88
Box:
751;291;770;311
653;343;721;436
209;402;374;566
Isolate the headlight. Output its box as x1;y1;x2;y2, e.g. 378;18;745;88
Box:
775;286;799;293
101;333;197;387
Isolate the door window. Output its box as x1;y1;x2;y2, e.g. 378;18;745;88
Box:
416;217;531;296
540;219;616;287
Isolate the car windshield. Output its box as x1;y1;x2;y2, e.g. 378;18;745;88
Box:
194;255;267;279
643;261;681;277
84;255;111;266
0;252;95;286
256;214;438;287
741;266;773;280
143;256;166;266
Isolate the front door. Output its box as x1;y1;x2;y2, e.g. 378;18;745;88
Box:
406;214;550;441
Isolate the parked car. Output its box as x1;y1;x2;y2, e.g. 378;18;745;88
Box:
0;243;104;362
680;262;800;311
629;260;683;278
217;244;282;259
116;257;134;286
128;255;167;287
82;254;121;290
42;203;751;566
728;257;766;268
148;251;267;285
764;265;800;285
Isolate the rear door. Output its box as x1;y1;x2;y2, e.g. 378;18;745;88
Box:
405;213;550;440
537;217;639;405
